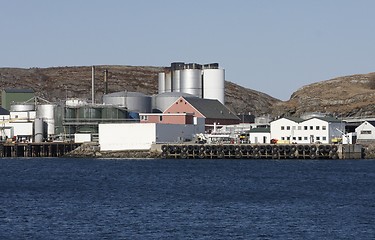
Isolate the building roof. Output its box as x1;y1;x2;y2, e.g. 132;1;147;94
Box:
0;107;9;115
273;116;342;124
313;116;342;123
249;127;271;133
363;121;375;127
285;116;304;123
3;89;34;93
184;97;240;120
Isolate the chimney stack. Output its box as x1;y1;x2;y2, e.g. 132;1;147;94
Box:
92;66;95;104
104;69;108;95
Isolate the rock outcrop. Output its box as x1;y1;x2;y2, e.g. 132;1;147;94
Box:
0;66;279;116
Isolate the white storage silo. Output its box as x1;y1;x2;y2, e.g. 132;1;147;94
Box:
180;69;202;98
172;70;181;92
202;68;225;104
158;72;166;94
36;104;57;136
164;72;172;92
34;118;44;143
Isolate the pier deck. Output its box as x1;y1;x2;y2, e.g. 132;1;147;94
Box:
159;143;363;160
0;142;82;158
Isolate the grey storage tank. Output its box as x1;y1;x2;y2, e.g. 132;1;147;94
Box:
10;103;35;112
36;104;57;137
180;68;202;98
103;91;151;113
34;118;44;143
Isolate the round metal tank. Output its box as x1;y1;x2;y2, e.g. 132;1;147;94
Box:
10;103;35;112
172;70;181;92
202;68;225;104
36;104;56;136
34;118;44;143
158;72;165;94
102;92;151;113
102;107;127;119
164;72;172;92
152;92;197;113
180;69;202;98
77;106;102;119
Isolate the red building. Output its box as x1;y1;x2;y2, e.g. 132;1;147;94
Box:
140;97;240;130
139;112;194;124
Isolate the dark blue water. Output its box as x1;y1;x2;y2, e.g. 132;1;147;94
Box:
0;158;374;239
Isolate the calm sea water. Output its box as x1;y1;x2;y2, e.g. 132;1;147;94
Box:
0;158;374;239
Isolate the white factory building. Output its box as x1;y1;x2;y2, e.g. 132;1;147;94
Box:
99;122;205;151
270;116;345;144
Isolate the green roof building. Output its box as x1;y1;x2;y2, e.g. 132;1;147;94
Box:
1;89;35;110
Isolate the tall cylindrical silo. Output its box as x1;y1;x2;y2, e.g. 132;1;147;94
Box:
172;70;181;92
158;72;165;94
202;68;225;104
164;72;172;92
36;104;56;136
180;69;202;98
34;118;44;143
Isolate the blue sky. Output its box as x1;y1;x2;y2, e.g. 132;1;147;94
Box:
1;0;375;100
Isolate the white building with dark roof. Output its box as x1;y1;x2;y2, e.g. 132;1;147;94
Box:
270;116;345;144
355;121;375;142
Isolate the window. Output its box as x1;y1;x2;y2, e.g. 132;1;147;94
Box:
322;126;326;130
281;137;285;140
281;126;285;130
316;136;320;140
292;126;296;130
159;116;163;121
310;126;313;130
316;126;320;130
323;137;327;141
304;126;308;130
304;137;308;140
287;137;290;140
287;126;290;130
292;137;296;140
298;126;301;130
298;137;302;140
141;115;148;121
361;130;372;134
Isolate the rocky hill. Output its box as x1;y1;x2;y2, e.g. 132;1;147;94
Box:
0;66;279;116
273;72;375;117
2;66;374;118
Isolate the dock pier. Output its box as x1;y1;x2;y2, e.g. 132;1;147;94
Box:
159;144;363;160
0;142;82;158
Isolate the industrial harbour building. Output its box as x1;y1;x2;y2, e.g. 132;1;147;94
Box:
0;63;369;158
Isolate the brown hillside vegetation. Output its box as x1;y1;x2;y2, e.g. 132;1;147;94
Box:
0;66;279;116
273;72;375;117
3;66;374;118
